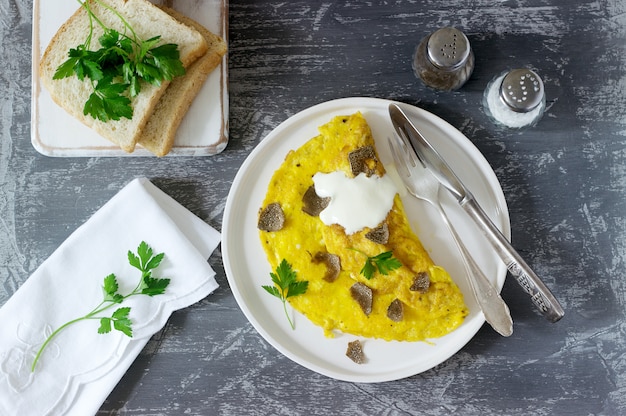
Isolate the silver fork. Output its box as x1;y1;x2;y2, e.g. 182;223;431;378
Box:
388;134;513;337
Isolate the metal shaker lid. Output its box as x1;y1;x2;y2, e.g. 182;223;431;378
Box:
426;27;471;70
499;68;545;112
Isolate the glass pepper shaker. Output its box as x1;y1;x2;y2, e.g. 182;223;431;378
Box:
483;68;546;129
412;27;475;91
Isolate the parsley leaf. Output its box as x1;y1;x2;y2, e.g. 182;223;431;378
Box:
262;259;308;329
103;273;119;296
148;43;186;81
31;241;170;372
355;249;402;280
102;273;124;303
84;77;132;121
128;241;169;296
111;307;133;337
98;29;124;49
369;251;402;275
53;55;80;80
360;258;377;280
97;307;133;336
141;275;171;296
97;317;112;334
54;45;104;81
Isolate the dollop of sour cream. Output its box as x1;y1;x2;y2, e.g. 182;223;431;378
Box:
312;171;397;235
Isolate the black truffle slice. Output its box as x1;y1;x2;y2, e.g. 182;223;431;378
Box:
410;271;430;293
387;299;404;322
312;252;341;282
258;202;285;232
301;185;330;216
350;282;373;316
348;145;378;177
365;222;389;244
346;340;366;364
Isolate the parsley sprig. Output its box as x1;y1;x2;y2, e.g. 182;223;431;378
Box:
262;259;308;330
53;0;185;121
354;249;402;280
31;241;170;372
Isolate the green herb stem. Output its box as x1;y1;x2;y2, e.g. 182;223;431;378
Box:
30;299;117;372
86;0;141;45
31;316;83;372
262;259;308;330
282;299;295;330
83;1;95;49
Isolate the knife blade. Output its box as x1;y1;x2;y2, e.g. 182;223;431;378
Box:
389;103;564;323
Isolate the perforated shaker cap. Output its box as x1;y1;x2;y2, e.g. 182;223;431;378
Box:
426;27;471;70
499;68;545;112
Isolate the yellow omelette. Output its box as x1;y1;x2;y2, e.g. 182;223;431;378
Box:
258;112;467;342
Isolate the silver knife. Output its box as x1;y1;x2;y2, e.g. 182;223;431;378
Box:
389;103;564;323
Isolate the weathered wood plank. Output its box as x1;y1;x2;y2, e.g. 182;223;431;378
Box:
1;0;625;414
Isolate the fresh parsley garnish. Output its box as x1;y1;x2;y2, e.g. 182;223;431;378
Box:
31;241;170;372
354;249;402;280
53;0;185;122
262;259;308;330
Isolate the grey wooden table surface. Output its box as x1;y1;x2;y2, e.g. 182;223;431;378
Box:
2;0;626;414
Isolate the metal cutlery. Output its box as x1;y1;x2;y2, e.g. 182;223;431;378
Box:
388;133;514;336
389;103;564;323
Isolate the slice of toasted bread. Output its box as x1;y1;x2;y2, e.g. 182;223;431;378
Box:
39;0;209;153
137;7;227;157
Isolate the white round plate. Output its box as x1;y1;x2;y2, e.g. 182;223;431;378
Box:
222;97;510;383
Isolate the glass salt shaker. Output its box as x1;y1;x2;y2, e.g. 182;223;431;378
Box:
412;27;475;91
483;68;546;129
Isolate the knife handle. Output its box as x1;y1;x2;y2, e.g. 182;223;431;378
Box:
461;198;564;323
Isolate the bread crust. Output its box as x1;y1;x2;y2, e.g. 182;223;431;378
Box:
137;7;227;157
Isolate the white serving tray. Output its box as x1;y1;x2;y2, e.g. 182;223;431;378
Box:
31;0;228;157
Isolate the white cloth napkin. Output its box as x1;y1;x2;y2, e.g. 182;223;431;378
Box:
0;178;220;416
